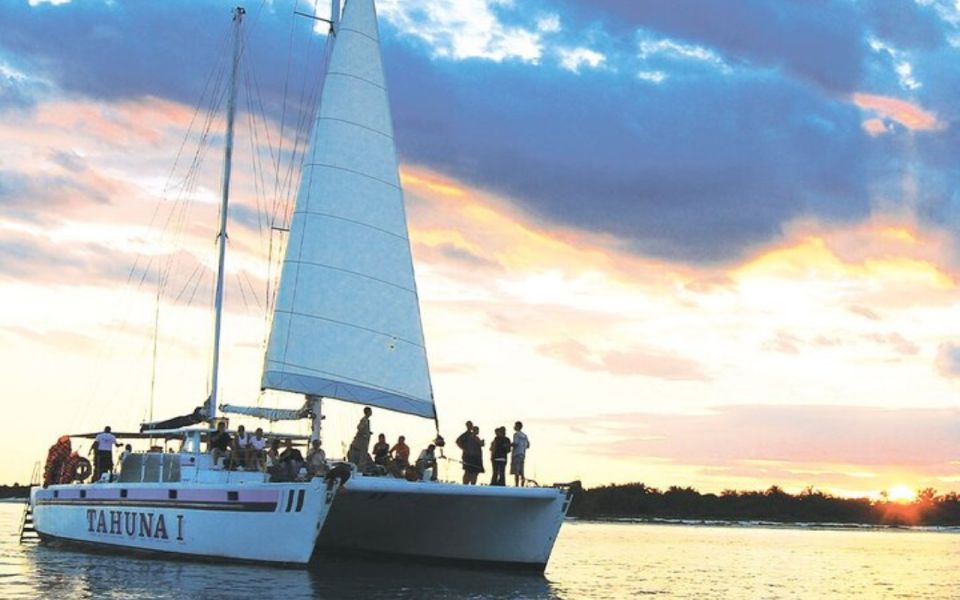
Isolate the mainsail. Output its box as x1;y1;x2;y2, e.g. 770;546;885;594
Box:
262;0;435;419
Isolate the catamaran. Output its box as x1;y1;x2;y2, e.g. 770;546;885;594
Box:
29;0;574;570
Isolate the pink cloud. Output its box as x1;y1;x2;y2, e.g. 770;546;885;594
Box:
552;405;958;470
852;93;942;132
538;339;710;381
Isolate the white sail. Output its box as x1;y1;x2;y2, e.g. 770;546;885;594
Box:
262;0;435;419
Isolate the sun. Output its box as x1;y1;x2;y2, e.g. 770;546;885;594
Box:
887;484;916;503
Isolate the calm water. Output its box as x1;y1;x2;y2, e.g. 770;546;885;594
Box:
2;502;957;599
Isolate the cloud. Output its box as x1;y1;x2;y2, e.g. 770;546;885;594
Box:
936;342;960;378
378;0;545;63
569;0;867;92
852;92;942;132
550;405;959;471
538;339;710;381
557;47;605;73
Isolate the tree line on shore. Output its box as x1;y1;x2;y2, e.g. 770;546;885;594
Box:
0;485;28;499
568;483;960;526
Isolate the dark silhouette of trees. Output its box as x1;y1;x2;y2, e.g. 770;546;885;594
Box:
569;483;960;526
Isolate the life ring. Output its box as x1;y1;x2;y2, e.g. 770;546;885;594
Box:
72;457;93;482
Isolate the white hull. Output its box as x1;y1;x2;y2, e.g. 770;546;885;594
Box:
31;478;337;565
316;476;572;569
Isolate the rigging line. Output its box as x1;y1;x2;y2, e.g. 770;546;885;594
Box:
235;272;252;313
272;0;300;223
241;270;263;311
242;70;267;248
247;62;284;254
78;20;237;427
278;19;325;229
173;263;204;305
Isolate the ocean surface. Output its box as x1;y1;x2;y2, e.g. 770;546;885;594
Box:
1;501;957;599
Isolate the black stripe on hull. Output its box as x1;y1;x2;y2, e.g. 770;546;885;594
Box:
37;533;308;568
35;499;277;512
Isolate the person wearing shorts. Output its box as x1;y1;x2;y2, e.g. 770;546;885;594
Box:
511;421;530;487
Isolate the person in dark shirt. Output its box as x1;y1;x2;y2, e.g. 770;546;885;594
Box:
455;421;474;484
489;426;511;486
208;422;232;467
462;427;483;485
278;439;304;481
372;433;390;467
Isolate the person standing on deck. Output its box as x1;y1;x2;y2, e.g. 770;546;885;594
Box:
455;421;474;484
347;406;373;468
461;426;483;485
511;421;530;487
90;426;121;482
490;427;511;486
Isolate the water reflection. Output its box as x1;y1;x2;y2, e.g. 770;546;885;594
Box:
308;553;555;599
19;539;554;600
26;543;316;599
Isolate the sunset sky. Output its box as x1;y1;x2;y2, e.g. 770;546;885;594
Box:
1;0;958;497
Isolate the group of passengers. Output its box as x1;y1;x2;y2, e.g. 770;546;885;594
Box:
456;420;530;487
89;409;533;487
343;407;532;486
207;421;329;482
345;406;440;481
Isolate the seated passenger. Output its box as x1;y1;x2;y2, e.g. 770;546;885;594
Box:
277;439;305;481
390;435;410;468
208;421;232;467
415;444;438;482
306;439;327;477
233;425;251;470
119;444;133;466
372;433;390;467
249;428;267;471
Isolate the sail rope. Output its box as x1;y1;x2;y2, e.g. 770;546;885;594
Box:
71;20;236;427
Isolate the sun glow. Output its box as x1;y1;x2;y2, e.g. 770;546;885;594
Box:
887;484;917;503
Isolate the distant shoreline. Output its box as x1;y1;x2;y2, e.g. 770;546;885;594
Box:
568;515;960;533
568;483;960;527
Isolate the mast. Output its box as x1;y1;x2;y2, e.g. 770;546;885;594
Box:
208;6;245;420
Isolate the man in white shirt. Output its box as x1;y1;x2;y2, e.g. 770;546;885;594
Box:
306;439;327;477
91;426;122;482
511;421;530;487
416;444;438;481
249;428;267;471
234;425;251;469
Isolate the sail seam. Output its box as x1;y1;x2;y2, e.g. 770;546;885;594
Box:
337;26;379;45
325;71;386;91
294;210;408;241
282;258;416;293
316;116;393;140
272;309;426;349
264;367;425;404
302;162;400;190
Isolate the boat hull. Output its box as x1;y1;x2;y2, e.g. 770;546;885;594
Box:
315;477;572;570
31;479;337;565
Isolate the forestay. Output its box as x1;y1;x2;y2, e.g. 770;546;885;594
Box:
262;0;435;419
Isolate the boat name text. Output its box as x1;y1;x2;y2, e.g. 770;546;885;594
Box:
86;509;183;541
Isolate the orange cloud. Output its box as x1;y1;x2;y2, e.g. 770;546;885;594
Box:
852;92;942;132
